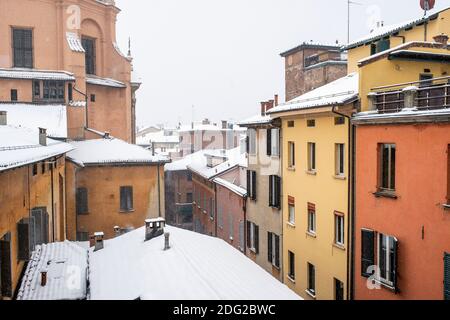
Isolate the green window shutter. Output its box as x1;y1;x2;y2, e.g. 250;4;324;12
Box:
361;229;375;278
445;252;450;300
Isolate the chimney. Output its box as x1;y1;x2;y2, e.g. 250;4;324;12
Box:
221;120;228;130
145;218;165;241
0;111;6;125
266;100;275;113
260;102;266;116
202;118;210;125
164;232;170;250
274;94;279;107
93;232;104;251
39;128;47;146
40;270;48;287
434;34;449;46
103;131;110;139
114;226;121;237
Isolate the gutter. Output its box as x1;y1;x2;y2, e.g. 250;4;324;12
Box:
332;105;355;301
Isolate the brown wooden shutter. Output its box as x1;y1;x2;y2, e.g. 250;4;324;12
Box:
269;176;273;207
246;170;251;198
17;219;31;261
275;234;280;268
266;129;272;156
275;176;281;209
361;229;375;277
251;171;257;201
0;233;12;297
267;232;273;262
254;225;259;254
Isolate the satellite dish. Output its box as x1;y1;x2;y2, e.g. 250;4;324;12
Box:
420;0;435;11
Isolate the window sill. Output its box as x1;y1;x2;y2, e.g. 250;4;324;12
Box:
286;222;296;228
333;243;346;251
333;175;346;180
287;167;296;172
286;276;296;284
306;231;317;238
305;290;317;299
203;210;207;214
249;248;257;255
305;170;317;176
443;204;450;210
374;279;396;292
373;190;398;199
77;212;90;216
271;264;281;271
120;209;135;214
209;217;214;221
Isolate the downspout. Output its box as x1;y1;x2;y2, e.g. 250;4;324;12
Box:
214;183;218;237
332;105;355;300
157;163;161;217
243;194;247;255
50;159;55;242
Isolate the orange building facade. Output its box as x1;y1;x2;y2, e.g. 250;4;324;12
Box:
0;0;137;141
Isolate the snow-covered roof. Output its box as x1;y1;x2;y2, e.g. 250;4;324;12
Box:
66;32;85;53
0;103;67;138
17;241;88;300
187;147;247;180
238;113;272;126
280;42;341;57
267;73;359;114
0;125;73;172
214;177;247;197
164;150;208;171
88;225;300;300
178;123;224;132
343;6;449;50
0;68;75;81
86;75;126;88
67;138;169;166
136;130;180;146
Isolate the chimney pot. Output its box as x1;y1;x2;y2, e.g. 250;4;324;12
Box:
39;128;47;146
0;111;6;125
260;102;266;116
266;100;275;113
41;271;48;287
94;232;104;251
114;226;121;237
145;218;165;241
221;120;228;130
274;94;279;107
104;131;110;139
164;232;170;250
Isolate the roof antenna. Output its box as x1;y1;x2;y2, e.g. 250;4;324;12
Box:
127;37;132;57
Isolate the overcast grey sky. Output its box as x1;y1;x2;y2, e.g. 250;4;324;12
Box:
114;0;448;128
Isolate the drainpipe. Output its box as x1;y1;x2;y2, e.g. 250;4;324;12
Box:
214;183;218;237
50;159;55;242
157;163;161;217
243;194;247;255
332;105;355;301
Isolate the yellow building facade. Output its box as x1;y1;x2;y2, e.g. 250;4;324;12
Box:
268;74;359;300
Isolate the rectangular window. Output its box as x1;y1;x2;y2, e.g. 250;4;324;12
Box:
17;219;31;261
307;263;316;296
82;37;96;75
288;251;295;280
335;278;344;300
267;232;280;268
217;207;223;229
68;83;73;101
335;117;345;125
335;143;345;176
287;120;295;128
76;187;88;215
229;215;234;240
335;213;344;246
247;221;259;253
288;196;295;225
247;170;257;200
379;144;396;191
76;232;89;242
239;221;245;251
307;203;316;234
33;80;40;98
42;81;65;102
361;229;375;277
267;128;280;157
269;175;281;209
209;198;215;219
90;94;96;102
10;89;18;101
32;163;38;176
288;142;295;168
307;119;316;127
248;129;257;155
308;142;316;172
186;193;193;203
378;233;398;288
41;162;46;174
12;28;33;68
120;186;134;212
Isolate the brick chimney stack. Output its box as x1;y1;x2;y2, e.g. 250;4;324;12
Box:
39;128;47;146
274;94;279;107
266;100;275;113
261;102;267;116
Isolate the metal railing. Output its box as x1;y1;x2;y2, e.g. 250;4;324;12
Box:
370;76;450;114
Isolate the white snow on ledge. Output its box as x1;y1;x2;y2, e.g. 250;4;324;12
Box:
86;75;126;88
0;68;75;81
88;225;301;300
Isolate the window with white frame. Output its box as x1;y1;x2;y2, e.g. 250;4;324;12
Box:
335;143;345;176
307;263;316;296
288;196;295;225
307;142;316;172
267;232;280;268
379;143;396;191
288;141;295;168
378;233;397;287
307;203;316;234
267;128;280;157
334;213;344;246
247;221;259;253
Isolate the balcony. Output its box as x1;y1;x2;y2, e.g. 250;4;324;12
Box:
304;51;347;69
369;76;450;114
